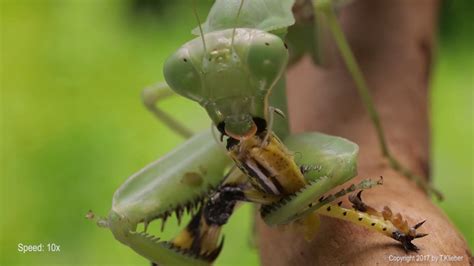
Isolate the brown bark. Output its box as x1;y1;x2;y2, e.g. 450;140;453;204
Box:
257;0;472;265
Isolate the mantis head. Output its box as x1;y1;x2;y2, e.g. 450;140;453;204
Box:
163;28;288;140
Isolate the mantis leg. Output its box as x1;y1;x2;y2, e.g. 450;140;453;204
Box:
312;0;442;200
100;131;234;265
257;132;427;251
142;82;194;138
168;171;273;261
260;131;360;225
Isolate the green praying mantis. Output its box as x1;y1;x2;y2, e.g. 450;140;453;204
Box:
96;0;441;265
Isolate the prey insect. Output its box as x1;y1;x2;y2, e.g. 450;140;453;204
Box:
97;1;432;265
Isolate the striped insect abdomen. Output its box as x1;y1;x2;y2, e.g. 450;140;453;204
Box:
229;134;307;195
249;135;307;194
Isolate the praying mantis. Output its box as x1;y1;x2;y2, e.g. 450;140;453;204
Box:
96;1;440;265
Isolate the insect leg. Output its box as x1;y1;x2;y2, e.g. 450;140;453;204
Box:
313;0;442;200
318;190;428;252
100;132;232;265
142;82;194;138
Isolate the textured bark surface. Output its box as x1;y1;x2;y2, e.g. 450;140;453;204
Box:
257;0;472;265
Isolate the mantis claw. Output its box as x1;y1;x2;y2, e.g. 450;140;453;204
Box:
105;205;221;265
261;177;383;225
99;132;234;265
105;196;226;265
259;132;361;225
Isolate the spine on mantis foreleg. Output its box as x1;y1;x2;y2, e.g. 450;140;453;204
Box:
261;177;382;224
171;181;254;260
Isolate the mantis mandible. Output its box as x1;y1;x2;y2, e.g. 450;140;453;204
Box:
96;1;436;265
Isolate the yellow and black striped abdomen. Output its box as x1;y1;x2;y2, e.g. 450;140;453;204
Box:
250;136;306;194
229;133;307;195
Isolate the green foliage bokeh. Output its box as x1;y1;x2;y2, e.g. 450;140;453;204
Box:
1;1;472;265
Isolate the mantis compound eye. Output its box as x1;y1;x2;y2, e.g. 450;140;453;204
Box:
163;47;204;103
246;33;289;93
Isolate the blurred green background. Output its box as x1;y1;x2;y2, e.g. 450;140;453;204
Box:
1;0;472;265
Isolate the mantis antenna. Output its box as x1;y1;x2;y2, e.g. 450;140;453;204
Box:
231;0;245;47
192;0;207;54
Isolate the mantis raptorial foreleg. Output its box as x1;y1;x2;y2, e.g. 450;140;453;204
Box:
100;1;429;264
99;131;238;265
312;0;443;200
